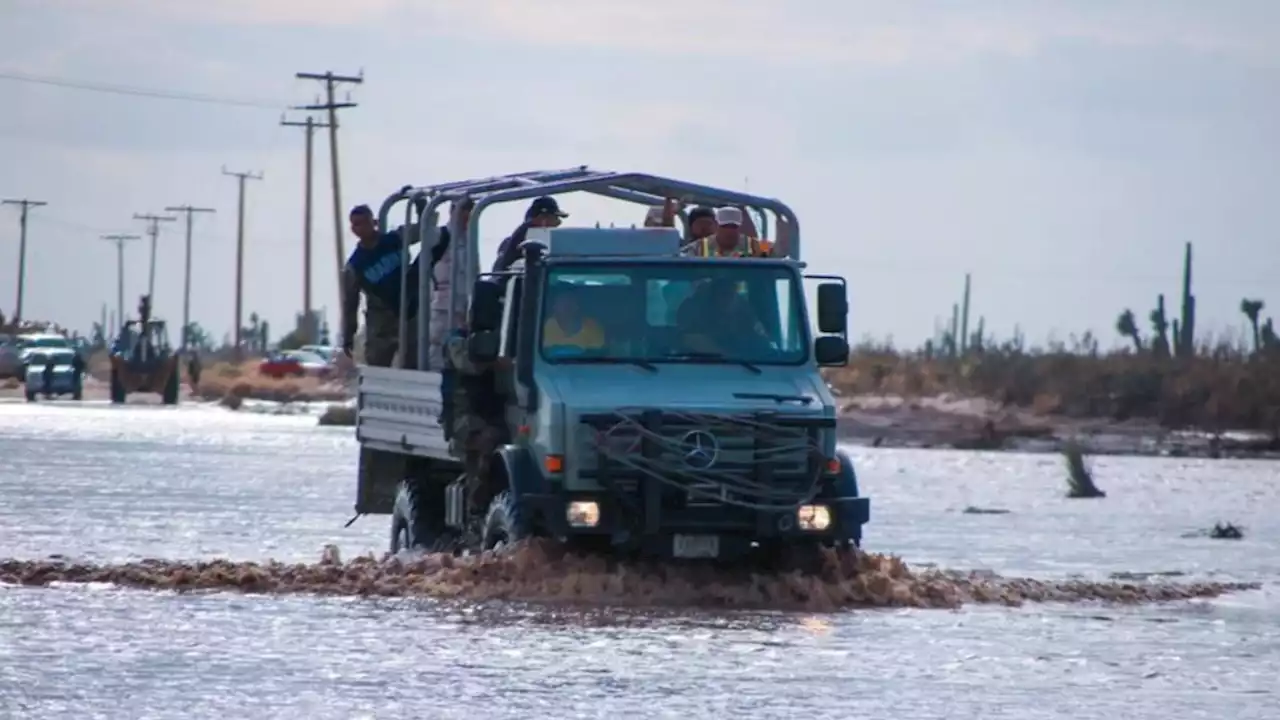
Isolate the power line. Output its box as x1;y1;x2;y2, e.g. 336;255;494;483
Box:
0;69;284;109
280;114;331;344
222;167;264;361
296;70;363;308
2;198;48;322
133;213;176;301
165;205;216;350
101;234;140;331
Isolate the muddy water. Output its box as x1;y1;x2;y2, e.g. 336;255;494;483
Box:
0;400;1277;719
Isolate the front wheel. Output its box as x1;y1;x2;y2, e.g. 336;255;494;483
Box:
161;366;180;405
25;390;36;403
480;491;536;553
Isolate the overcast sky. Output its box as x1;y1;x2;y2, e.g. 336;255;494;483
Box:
1;0;1277;348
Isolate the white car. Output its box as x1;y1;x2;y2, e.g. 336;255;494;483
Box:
24;348;84;401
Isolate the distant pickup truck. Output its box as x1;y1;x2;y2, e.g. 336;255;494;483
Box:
23;348;84;401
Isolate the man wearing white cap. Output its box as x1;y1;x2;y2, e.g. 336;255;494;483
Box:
685;206;771;258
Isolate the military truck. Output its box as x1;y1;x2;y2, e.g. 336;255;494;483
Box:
353;168;869;566
110;294;181;405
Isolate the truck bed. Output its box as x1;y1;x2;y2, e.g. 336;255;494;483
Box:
356;366;450;458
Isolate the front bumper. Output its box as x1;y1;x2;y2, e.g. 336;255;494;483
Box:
522;487;870;558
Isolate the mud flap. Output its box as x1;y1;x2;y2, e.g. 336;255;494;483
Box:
355;446;406;515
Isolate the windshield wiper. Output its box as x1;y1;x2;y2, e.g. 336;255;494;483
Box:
734;392;812;405
661;351;762;375
555;356;658;372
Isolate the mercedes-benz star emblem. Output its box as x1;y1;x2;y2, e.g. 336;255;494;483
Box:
680;430;720;470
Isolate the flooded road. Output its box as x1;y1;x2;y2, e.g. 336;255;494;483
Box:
1;400;1277;719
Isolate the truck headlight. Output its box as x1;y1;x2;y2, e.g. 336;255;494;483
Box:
797;504;831;532
566;501;600;528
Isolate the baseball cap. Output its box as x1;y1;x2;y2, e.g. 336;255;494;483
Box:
349;204;374;219
525;196;568;220
714;207;743;226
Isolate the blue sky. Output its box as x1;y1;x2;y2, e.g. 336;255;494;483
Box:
1;0;1277;347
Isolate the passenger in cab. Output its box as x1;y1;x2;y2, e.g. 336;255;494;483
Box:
685;207;771;258
543;286;605;351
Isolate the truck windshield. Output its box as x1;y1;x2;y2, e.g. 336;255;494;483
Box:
540;263;808;366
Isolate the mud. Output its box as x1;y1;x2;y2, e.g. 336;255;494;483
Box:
0;542;1260;611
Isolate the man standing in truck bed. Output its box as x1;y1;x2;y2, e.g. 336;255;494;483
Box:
339;200;434;368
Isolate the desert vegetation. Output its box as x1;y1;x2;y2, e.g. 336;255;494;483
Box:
829;243;1280;435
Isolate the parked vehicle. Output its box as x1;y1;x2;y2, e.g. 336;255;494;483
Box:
9;333;73;379
23;348;84;401
258;350;332;379
110;295;181;405
0;335;22;379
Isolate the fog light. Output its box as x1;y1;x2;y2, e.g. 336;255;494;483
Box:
797;504;831;532
566;501;600;528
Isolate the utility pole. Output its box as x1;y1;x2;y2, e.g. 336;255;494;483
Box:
222;166;263;361
2;198;48;323
280;113;331;344
164;204;216;350
100;234;140;329
133;212;176;300
295;70;362;305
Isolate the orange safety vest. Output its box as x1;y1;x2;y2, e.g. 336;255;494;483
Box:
695;235;770;258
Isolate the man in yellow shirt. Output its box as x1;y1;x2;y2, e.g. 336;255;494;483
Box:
543;287;605;350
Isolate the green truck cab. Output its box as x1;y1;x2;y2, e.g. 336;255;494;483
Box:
354;168;869;565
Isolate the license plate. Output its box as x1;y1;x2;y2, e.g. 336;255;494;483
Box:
673;534;720;559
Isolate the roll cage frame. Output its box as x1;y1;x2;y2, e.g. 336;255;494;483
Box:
374;167;802;371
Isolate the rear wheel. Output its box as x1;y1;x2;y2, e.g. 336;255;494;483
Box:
161;365;180;405
390;478;447;554
110;369;126;405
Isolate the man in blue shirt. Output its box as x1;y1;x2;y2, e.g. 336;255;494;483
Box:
340;202;433;368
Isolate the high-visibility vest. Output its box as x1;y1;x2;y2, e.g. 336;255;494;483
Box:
694;235;769;258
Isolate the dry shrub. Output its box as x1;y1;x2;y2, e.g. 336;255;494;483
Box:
194;363;351;405
318;404;356;426
827;348;1280;432
1;378;18;390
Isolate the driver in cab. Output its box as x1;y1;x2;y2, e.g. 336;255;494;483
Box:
543;285;605;352
676;277;770;356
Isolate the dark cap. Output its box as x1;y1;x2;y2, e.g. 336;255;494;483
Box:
525;196;568;221
349;204;373;219
688;206;715;224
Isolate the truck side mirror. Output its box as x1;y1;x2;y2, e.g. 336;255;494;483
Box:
467;330;499;363
814;336;850;367
469;280;503;331
816;283;848;335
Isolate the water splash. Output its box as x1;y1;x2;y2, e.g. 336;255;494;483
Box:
0;542;1260;612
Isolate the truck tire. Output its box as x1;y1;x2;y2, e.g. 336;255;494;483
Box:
480;491;535;552
110;370;126;405
25;389;36;403
390;478;445;554
161;366;180;405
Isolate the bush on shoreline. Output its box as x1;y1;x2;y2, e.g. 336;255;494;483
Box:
827;343;1280;433
193;362;350;405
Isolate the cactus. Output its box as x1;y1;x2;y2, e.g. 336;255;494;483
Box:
1240;299;1264;352
1116;309;1143;352
1176;242;1196;357
1149;294;1170;357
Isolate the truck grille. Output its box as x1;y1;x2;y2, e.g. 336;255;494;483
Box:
576;409;832;511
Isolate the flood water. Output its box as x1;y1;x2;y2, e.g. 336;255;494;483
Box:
1;400;1277;719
